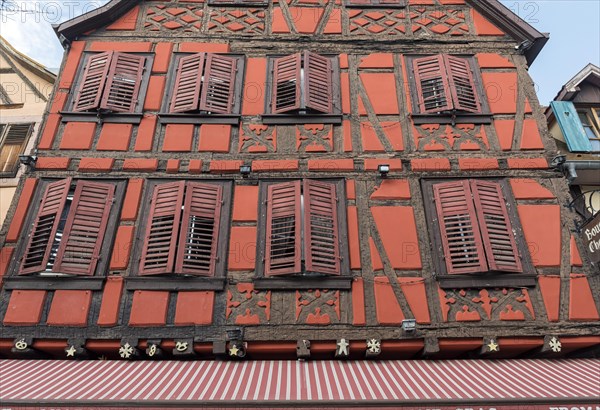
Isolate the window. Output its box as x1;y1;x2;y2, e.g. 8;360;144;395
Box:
578;109;600;151
137;181;231;280
255;179;351;289
263;52;341;124
406;54;490;124
18;178;121;277
422;179;534;288
344;0;406;7
69;51;151;114
0;123;33;177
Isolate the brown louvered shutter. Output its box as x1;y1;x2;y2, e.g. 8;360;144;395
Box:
470;180;522;273
0;123;32;174
272;53;301;114
413;55;452;114
444;55;482;113
303;52;333;114
100;52;146;113
265;181;301;276
73;52;113;112
170;53;205;113
433;180;488;275
20;178;72;275
303;180;341;275
199;54;237;114
53;181;115;276
176;182;223;276
139;181;185;275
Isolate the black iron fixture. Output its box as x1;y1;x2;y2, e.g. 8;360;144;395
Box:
240;165;252;178
377;164;390;178
18;155;37;168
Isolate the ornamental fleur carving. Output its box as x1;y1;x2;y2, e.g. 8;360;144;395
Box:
296;124;333;152
239;123;277;153
414;124;489;151
439;288;535;322
226;283;271;325
296;290;341;325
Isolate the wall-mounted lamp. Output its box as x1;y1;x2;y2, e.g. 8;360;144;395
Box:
377;164;390;178
240;165;252;178
19;155;37;169
401;319;416;333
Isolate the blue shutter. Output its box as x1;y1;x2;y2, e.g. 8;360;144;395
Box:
550;101;592;152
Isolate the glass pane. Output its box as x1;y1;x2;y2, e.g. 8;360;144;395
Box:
589;139;600;152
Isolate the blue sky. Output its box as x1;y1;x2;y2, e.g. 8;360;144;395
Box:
1;0;598;105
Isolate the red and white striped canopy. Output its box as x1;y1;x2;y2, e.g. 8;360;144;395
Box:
1;359;598;407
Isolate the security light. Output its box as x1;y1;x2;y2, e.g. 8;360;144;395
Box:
240;165;252;178
19;155;37;168
377;164;390;177
401;319;416;332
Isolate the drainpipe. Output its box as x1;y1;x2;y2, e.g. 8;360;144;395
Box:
564;161;600;183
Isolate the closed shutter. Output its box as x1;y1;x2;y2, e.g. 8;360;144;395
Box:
53;181;115;275
170;53;205;113
176;182;223;276
272;53;302;114
433;180;488;274
303;52;333;114
139;181;185;275
444;55;482;113
303;180;341;275
265;181;301;276
73;52;113;112
470;180;522;273
413;55;452;114
20;178;72;275
100;52;146;113
199;54;237;114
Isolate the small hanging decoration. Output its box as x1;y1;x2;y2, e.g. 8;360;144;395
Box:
366;339;381;357
336;338;350;358
119;343;135;359
549;337;562;353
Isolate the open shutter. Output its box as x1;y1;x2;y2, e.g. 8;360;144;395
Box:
550;101;593;152
139;182;185;275
433;180;488;275
413;55;452;114
0;123;32;174
100;52;146;113
199;54;237;114
272;53;301;114
73;52;112;112
265;181;301;276
53;181;115;276
444;55;482;113
176;182;223;276
303;52;333;114
470;180;522;273
303;180;341;275
170;53;205;113
20;178;72;275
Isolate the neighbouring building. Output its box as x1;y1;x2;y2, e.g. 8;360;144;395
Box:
0;36;55;226
0;0;598;408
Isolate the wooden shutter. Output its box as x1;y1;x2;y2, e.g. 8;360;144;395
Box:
170;53;205;113
303;52;333;114
53;181;115;276
73;52;112;112
265;181;301;276
470;181;522;273
199;54;237;114
139;182;185;275
303;180;341;275
272;53;301;114
433;180;488;275
0;124;32;174
100;52;146;113
412;55;452;114
176;182;223;276
20;178;72;275
444;55;482;113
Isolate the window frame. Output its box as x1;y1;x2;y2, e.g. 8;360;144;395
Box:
254;178;352;290
262;52;342;125
4;178;126;291
421;178;535;289
61;52;154;124
127;179;233;291
0;123;33;178
405;54;492;125
577;108;600;152
344;0;407;8
159;52;246;125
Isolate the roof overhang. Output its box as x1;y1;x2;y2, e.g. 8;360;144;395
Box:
1;359;598;407
555;63;600;101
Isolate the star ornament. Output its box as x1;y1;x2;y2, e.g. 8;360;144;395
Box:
229;344;240;357
367;339;381;354
66;346;77;357
119;343;134;359
487;340;499;352
549;337;562;353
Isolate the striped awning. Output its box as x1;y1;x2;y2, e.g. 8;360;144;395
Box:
1;359;598;407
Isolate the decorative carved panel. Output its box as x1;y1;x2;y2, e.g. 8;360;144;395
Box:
145;5;203;32
207;9;266;34
414;124;489;151
296;290;341;325
439;288;536;322
347;10;407;35
409;8;470;36
226;283;271;325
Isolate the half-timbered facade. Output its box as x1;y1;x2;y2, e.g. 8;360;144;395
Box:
0;1;599;404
